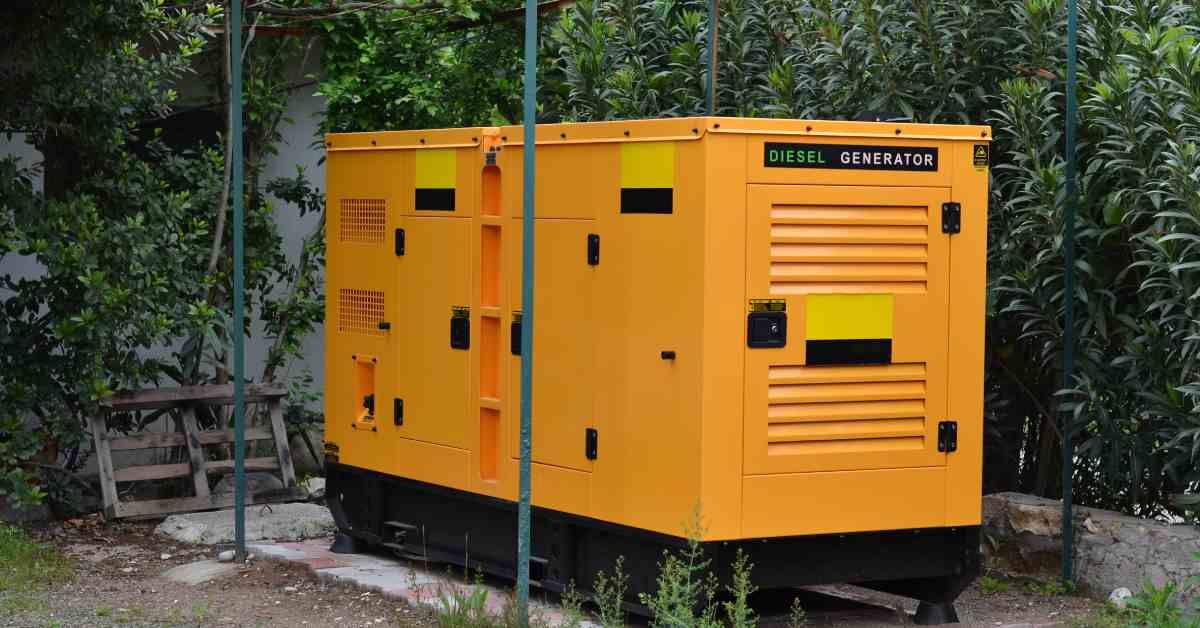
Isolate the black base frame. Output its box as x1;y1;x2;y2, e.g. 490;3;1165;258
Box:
326;462;979;614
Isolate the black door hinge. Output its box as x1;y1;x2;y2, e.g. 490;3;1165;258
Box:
941;202;961;234
395;228;406;256
937;421;958;453
587;233;600;265
585;428;598;460
394;398;404;426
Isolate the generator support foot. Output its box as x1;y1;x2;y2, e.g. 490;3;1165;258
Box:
330;532;362;554
913;601;959;625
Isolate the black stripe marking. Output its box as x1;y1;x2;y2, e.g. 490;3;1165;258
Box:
620;188;673;214
416;188;455;211
806;339;892;366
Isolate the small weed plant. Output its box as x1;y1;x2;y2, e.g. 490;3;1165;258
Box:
788;597;808;627
979;574;1010;595
638;508;761;628
593;555;628;628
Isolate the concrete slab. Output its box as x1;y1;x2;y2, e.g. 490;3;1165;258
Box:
248;537;597;627
161;559;239;585
155;503;334;545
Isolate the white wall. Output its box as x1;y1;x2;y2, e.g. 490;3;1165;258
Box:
0;133;46;297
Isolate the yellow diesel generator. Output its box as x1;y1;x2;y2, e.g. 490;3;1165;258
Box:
323;117;989;621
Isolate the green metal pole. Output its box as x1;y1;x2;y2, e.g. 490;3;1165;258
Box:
516;0;537;620
230;0;248;561
1061;0;1079;586
706;0;717;115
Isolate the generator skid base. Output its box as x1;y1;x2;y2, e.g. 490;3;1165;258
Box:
327;462;980;617
322;117;990;623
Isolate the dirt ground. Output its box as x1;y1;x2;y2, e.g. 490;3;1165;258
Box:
1;516;1100;628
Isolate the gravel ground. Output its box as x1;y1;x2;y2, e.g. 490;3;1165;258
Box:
1;516;1100;628
1;517;435;628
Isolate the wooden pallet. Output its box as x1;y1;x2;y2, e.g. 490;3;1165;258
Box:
93;384;305;519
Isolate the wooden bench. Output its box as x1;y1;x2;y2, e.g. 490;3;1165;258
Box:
93;384;305;519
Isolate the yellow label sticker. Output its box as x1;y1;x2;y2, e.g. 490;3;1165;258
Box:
806;294;893;340
416;148;457;188
620;142;675;188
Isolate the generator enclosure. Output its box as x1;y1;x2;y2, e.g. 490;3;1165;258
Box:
324;117;990;608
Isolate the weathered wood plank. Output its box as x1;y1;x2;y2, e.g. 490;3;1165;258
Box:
113;463;192;483
111;486;307;519
204;457;280;474
103;383;286;411
110;457;281;484
179;407;210;499
267;400;298;489
108;427;275;451
89;414;119;518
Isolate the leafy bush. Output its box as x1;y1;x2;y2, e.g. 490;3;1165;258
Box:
0;1;326;509
541;0;1200;518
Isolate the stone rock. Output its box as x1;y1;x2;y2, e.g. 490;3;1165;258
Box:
212;472;284;495
983;492;1200;601
155;503;335;545
303;476;325;500
1007;499;1061;537
1108;587;1132;609
162;560;238;585
217;550;235;562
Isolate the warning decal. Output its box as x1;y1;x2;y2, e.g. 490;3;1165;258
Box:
973;144;990;168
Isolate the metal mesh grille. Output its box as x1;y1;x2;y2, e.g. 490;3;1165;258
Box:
338;289;386;336
339;198;386;244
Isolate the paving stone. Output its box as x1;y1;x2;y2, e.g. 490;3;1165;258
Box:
161;560;239;585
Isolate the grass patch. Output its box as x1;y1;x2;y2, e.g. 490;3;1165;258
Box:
0;523;73;615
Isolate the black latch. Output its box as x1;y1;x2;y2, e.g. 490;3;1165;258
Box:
937;421;958;453
450;307;470;350
941;202;961;234
585;428;598;460
511;312;523;355
394;398;403;426
362;394;375;416
395;228;405;256
747;311;787;348
587;233;600;266
378;321;392;331
485;150;497;166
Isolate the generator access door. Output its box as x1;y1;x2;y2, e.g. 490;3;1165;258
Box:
743;185;951;475
393;217;472;449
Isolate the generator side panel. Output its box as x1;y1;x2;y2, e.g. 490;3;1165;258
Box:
325;131;482;496
324;148;407;475
697;133;749;540
944;141;989;526
733;127;987;539
498;125;709;539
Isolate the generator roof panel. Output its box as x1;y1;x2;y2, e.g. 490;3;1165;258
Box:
324;117;992;151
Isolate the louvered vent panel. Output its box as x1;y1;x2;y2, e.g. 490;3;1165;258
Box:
766;363;927;456
338;289;386;336
339;198;386;244
769;205;928;294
